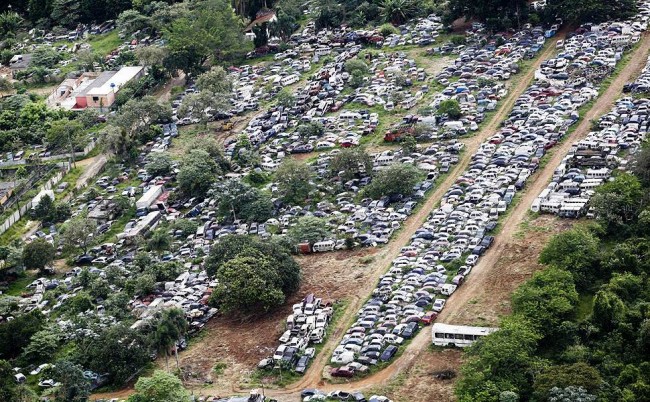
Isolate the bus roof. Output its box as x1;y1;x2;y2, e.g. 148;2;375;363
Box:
432;323;498;336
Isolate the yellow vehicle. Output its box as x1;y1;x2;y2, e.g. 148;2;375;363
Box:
222;120;234;131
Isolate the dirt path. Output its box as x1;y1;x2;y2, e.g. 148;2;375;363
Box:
155;72;186;104
74;155;108;190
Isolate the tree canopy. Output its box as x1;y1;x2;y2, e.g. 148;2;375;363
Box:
364;163;422;199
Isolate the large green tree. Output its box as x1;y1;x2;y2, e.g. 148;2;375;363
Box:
275;158;312;204
210;179;273;222
129;370;190;402
163;0;249;73
177;149;220;197
329;147;373;182
364;163;421;199
22;239;54;272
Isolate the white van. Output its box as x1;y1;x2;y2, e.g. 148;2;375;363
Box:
280;74;299;86
312;240;335;252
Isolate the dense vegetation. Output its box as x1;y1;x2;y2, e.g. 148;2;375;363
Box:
456;143;650;401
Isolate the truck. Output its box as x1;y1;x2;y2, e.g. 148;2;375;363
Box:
136;185;163;214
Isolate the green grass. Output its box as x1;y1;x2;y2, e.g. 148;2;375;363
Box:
2;273;35;296
212;361;227;377
88;31;122;57
576;294;594;320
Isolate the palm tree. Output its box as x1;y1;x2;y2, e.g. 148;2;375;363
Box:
154;323;176;372
379;0;416;25
163;308;188;370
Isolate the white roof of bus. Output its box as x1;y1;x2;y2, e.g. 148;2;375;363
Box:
432;323;498;336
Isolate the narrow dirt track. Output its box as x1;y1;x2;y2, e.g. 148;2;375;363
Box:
171;34;567;401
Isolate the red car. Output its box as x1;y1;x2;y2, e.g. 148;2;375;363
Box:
420;311;438;325
330;368;354;378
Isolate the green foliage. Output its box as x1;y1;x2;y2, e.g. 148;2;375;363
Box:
297;122;324;139
51;359;90;402
533;363;602;401
329;147;373;182
112;96;171;142
445;0;527;30
205;235;300;297
129;370;190;402
379;23;398;36
21;328;60;364
275;158;312;204
539;227;601;291
117;9;152;35
512;267;578;337
76;324;151;385
400;135;417;155
61;215;97;254
171;219;198;238
345;59;369;75
548;0;636;24
288;216;330;245
211;255;286;314
277;88;296;108
591;173;645;234
456;317;542;402
379;0;417;25
145;152;173;177
22;239;55;271
437;99;462;119
364;163;422;200
30;47;62;68
146;229;171;253
0;310;44;359
210;179;273;222
177;149;220;197
163;0;249;73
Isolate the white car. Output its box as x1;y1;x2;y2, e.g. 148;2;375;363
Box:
432;299;446;312
30;364;50;376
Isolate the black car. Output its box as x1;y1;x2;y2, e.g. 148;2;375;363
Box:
380;345;398;362
402;322;419;339
295;355;310;374
301;389;323;399
75;254;94;265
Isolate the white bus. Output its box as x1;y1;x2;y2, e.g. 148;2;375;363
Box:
432;323;498;347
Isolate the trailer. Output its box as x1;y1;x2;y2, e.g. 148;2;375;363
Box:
136;185;163;210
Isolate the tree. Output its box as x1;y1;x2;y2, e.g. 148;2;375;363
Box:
117;9;151;35
30;47;62;68
548;0;636;25
276;88;295;108
163;0;249;73
365;163;422;199
379;0;416;25
539;227;601;291
401;135;417;155
78;324;151;385
275;158;312;204
51;359;90;402
297;122;324;139
591;290;626;331
329;147;373;182
62;216;97;255
210;179;273;222
512;267;578;337
177;149;220;197
21;328;59;363
456;318;542;402
0;359;18;401
47;119;85;154
533;363;602;401
147;229;171;253
349;70;365;88
177;91;229;126
548;386;596;402
344;59;369;75
437;99;462;119
211;255;286;314
135;46;168;67
0;310;44;359
99;125;138;162
196;66;232;94
129;370;190;402
591;173;646;233
171;219;198;238
288;216;330;246
182;135;230;171
145;152;173;177
205;235;300;295
445;0;527;30
22;239;54;272
0;11;23;37
112;96;171;141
